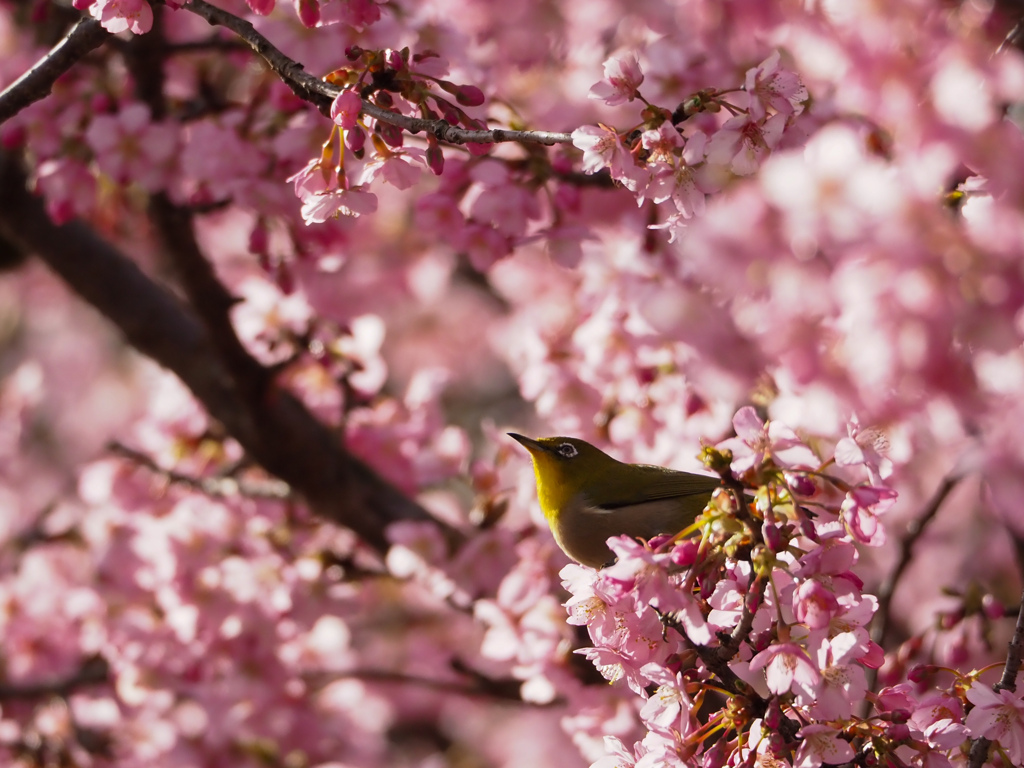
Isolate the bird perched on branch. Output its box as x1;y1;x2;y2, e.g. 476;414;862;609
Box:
509;433;722;568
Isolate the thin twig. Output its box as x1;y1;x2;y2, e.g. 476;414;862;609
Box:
0;19;108;126
871;471;963;647
967;588;1024;768
718;574;767;661
0;153;459;555
109;441;293;500
0;655;109;702
360;100;573;146
181;0;574;147
306;666;554;704
995;588;1024;694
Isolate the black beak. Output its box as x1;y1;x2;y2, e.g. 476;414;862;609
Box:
507;433;546;453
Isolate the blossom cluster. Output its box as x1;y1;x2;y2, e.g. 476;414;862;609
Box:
573;50;808;238
4;0;1024;767
559;408;1024;768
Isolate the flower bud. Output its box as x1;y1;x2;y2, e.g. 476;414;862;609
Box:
763;520;785;552
982;593;1005;620
426;136;445;176
785;471;816;497
380;122;404;148
701;445;732;474
386;48;404;70
907;664;935;684
455;85;485;107
296;0;320;27
887;723;911;741
249;219;269;255
670;539;699;567
345;125;366;153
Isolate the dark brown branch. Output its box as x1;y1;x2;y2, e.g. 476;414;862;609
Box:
109;441;293;500
311;667;555;704
360;100;574;146
148;194;271;405
718;573;767;661
0;19;108;126
967;587;1024;768
871;471;963;648
995;588;1024;693
0;655;109;702
181;0;333;113
181;0;573;146
0;153;457;555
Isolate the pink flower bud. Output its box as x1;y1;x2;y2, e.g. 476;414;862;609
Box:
331;89;362;129
907;664;934;683
380;122;404;148
345;45;363;60
982;593;1005;619
248;220;269;255
386;49;404;70
785;471;817;497
456;85;485;107
0;124;25;150
295;0;320;26
799;514;820;542
887;723;911;741
247;0;275;14
701;738;727;768
345;125;366;153
426;137;445;175
762;520;783;552
670;539;699;567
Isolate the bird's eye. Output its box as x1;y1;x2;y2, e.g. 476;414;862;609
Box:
557;442;578;458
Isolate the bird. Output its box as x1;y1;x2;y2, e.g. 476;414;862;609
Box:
508;433;722;568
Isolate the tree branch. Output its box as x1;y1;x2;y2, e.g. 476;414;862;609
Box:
718;573;767;661
0;655;109;702
109;441;293;500
181;0;574;147
0;152;459;555
967;587;1024;768
871;470;963;648
0;18;108;126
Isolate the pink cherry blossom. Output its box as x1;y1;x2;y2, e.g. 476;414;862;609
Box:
965;682;1024;764
793;724;854;768
792;578;839;630
590;736;637;768
745;50;809;122
749;643;821;700
572;124;648;191
840;485;898;546
330;90;363;130
706;113;786;176
589;53;644;106
90;0;152;34
717;406;819;475
358;147;427;190
85;104;177;191
299;186;378;224
834;417;893;483
6;2;1024;767
811;633;868;720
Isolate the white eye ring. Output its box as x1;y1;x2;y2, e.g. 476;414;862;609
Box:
557;443;578;458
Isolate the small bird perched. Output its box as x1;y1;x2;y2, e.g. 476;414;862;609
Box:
509;434;722;568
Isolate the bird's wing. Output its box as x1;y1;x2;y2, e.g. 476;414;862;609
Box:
590;466;722;510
